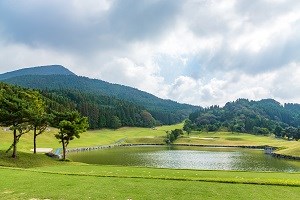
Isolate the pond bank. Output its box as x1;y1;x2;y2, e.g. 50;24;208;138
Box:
54;143;300;161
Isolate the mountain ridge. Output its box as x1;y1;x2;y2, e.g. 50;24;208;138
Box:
0;65;199;125
0;65;75;80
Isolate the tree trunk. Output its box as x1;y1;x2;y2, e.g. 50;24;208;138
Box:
12;129;17;158
62;140;66;160
33;127;37;154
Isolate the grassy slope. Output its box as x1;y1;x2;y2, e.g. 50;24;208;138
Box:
0;124;182;152
1;123;299;156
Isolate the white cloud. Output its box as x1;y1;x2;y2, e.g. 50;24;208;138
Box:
164;62;300;106
0;0;300;107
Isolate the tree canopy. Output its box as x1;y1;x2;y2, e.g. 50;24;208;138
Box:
0;83;45;157
187;99;300;140
53;111;89;160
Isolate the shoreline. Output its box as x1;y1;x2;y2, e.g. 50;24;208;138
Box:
55;143;300;161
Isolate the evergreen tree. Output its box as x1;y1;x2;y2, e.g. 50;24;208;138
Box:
0;83;44;158
53;111;89;160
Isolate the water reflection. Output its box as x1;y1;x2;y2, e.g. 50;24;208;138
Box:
68;146;300;172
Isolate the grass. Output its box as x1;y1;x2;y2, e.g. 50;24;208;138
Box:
1;124;299;157
0;150;63;168
32;164;300;186
0;124;182;152
1;124;300;199
1;165;300;200
176;131;300;156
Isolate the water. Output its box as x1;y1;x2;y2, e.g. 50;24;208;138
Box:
68;145;300;172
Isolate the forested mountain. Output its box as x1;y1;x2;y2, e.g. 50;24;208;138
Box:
0;65;75;80
42;89;157;129
186;99;300;140
1;65;199;125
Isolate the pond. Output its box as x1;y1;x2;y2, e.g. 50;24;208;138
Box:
68;145;300;172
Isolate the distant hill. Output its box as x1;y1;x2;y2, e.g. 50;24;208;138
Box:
0;65;75;80
1;65;199;125
187;98;300;140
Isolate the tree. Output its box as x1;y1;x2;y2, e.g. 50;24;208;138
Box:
183;119;192;135
0;83;43;158
54;111;89;160
274;126;283;138
110;115;121;130
284;126;298;140
140;110;156;127
27;92;48;154
32;114;49;154
164;129;183;144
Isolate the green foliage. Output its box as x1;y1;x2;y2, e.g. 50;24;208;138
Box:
53;111;89;160
0;83;45;157
109;115;121;129
165;129;183;144
140;110;156;127
41;89;166;129
183;119;192;135
2;73;199;125
189;98;300;140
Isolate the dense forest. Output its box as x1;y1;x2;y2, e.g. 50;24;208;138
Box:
42;89;157;129
1;65;199;125
185;99;300;140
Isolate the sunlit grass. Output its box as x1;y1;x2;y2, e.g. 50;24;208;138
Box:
1;123;299;156
176;131;300;156
1;165;300;200
1;123;300;199
0;124;182;152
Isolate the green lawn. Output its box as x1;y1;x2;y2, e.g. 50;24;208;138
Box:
0;124;183;152
1;124;300;199
176;131;300;156
1;165;300;200
1;123;299;157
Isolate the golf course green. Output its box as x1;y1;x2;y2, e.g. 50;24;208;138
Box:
1;124;300;199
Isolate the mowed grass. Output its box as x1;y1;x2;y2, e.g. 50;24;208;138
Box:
33;164;300;186
0;124;182;152
1;166;300;200
176;131;300;156
1;123;300;156
1;124;300;199
0;150;64;168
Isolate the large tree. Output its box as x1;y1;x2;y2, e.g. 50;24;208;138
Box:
0;83;44;158
53;111;89;160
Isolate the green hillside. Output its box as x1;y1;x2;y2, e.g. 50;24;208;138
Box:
187;98;300;140
1;66;199;125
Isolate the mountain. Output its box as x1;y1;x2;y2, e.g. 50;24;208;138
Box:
0;65;199;125
0;65;75;80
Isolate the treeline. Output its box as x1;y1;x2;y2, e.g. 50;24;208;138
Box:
41;89;157;129
3;74;198;124
185;99;300;141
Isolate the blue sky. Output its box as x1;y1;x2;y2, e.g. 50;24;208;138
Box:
0;0;300;106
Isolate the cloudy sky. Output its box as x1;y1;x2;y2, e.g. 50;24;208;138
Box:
0;0;300;106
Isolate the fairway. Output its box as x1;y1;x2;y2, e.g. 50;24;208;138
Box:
1;123;300;157
1;124;300;199
1;166;300;200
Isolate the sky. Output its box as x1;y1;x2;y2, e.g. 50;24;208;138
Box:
0;0;300;107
